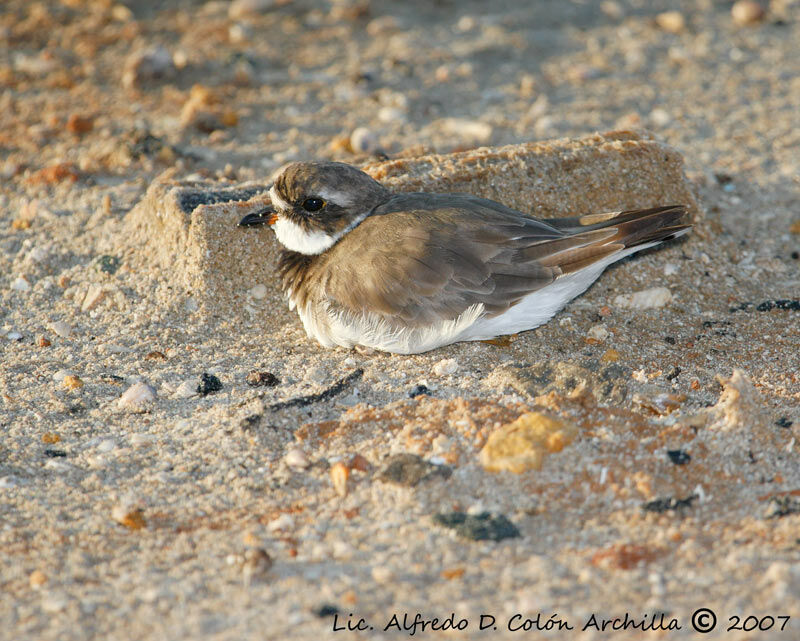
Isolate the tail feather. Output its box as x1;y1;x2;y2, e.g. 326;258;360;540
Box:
542;205;690;275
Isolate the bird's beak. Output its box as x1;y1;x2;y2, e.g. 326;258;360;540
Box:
238;206;278;227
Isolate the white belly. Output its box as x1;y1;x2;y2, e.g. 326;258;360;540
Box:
293;242;660;354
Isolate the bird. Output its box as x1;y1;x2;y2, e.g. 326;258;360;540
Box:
238;161;689;354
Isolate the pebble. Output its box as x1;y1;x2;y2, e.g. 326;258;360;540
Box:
130;434;155;447
305;367;328;384
586;324;609;342
349;127;378;154
480;412;579;473
667;449;691;465
433;358;458;376
641;495;697;513
173;380;199;399
285;448;311;469
53;369;75;383
0;476;21;488
378;453;452;487
614;286;673;309
731;0;765;26
66;114;94;135
41;592;69;613
96;255;121;275
433;512;521;541
118;382;157;412
81;285;106;312
111;504;147;530
50;321;72;338
27;245;50;263
649;108;671;127
62;375;84;389
197;373;223;396
249;284;267;300
371;566;395;583
11;276;31;292
246;371;280;387
655;11;685;33
96;439;117;453
440;118;493;144
377;106;406;124
663;262;679;276
44;459;72;473
122;45;176;89
330;462;349;496
6;331;23;341
366;16;400;36
266;513;294;532
764;496;800;519
29;570;47;589
241;548;273;583
408;384;430;398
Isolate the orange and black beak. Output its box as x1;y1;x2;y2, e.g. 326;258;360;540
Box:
238;206;278;227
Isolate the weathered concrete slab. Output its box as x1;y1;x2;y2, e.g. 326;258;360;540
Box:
125;130;702;319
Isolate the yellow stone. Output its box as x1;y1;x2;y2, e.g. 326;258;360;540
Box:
330;462;350;497
29;570;47;588
63;375;84;389
479;412;579;473
601;348;620;363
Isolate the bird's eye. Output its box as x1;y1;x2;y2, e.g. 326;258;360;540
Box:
302;197;325;212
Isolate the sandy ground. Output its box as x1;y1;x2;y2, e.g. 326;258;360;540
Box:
1;0;799;639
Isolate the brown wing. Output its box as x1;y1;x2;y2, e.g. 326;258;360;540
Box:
314;194;688;327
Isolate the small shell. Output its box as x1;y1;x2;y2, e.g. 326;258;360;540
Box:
285;448;311;469
118;382;157;412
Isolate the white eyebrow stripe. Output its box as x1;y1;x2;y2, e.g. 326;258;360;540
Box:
269;184;291;211
317;187;355;208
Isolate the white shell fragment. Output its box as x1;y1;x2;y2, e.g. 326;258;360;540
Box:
433;358;458;376
11;276;31;292
118;382;157;412
614;286;673;309
285;448;311;469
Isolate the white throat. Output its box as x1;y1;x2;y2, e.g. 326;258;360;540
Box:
269;185;370;255
273;217;339;255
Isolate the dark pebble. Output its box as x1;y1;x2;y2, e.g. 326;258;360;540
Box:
755;299;800;312
408;384;429;398
100;373;125;384
197;372;223;396
791;251;799;260
378;453;451;487
775;417;793;429
128;131;169;159
43;449;67;458
665;366;681;381
730;299;800;312
666;449;691;465
96;255;121;275
246;371;280;387
764;496;800;519
433;512;521;541
313;604;340;618
642;494;697;513
663;336;676;345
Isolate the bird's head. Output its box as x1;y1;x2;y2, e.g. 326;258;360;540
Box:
239;161;391;255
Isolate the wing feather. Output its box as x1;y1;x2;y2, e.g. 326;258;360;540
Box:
311;195;687;327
